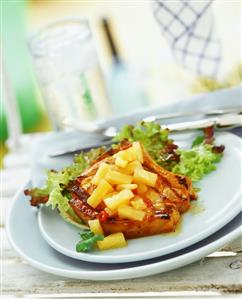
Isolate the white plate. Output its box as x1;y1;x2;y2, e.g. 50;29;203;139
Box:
38;132;242;263
6;182;242;280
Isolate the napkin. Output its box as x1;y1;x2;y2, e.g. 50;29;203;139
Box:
152;0;221;77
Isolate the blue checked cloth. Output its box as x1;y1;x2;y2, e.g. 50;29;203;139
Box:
152;0;221;78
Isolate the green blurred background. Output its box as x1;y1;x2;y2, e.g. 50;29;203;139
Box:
1;0;51;142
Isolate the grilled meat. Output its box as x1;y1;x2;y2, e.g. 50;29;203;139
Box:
66;142;196;238
26;141;196;239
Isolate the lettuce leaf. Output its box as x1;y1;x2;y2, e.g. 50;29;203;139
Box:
171;144;223;182
33;147;103;196
114;121;179;170
113;121;170;146
46;185;86;228
25;147;104;227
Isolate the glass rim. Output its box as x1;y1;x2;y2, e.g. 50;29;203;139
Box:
28;17;91;58
29;17;90;42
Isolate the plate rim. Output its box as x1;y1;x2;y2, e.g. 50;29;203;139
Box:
6;182;242;280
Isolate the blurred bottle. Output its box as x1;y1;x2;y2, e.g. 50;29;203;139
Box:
102;18;148;115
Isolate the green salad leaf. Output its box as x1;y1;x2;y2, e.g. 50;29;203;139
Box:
34;147;103;197
171;144;223;182
114;121;170;148
25;147;104;227
114;121;179;170
191;135;204;147
76;230;104;252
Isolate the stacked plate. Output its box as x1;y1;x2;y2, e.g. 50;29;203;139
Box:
7;130;242;280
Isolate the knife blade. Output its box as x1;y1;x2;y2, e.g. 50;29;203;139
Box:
166;113;242;131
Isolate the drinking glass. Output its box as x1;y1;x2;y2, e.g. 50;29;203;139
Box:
29;18;111;130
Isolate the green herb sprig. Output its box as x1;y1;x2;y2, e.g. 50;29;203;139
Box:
76;230;104;252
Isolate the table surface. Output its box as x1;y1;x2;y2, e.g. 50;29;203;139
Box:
1;134;242;298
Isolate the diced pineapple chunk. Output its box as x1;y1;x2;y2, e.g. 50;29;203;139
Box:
116;184;137;191
115;157;128;168
88;219;104;235
145;189;160;203
104;189;134;211
97;232;127;250
103;191;118;200
105;207;117;217
172;208;180;224
118;205;146;221
137;183;148;194
132;142;143;163
105;170;133;185
133;168;157;187
144;189;165;209
92;163;110;185
153;201;165;210
114;143;143;163
162;187;178;199
131;196;147;210
121;160;143;175
87;179;113;208
114;147;136;162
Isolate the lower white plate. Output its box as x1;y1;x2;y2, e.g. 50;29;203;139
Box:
7;182;242;280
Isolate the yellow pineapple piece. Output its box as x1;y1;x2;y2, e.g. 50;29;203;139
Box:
105;170;133;185
97;232;127;250
172;208;180;224
144;189;165;209
120;160;142;175
133;168;157;187
136;183;148;195
132;142;143;163
145;189;160;203
114;147;136;162
105;207;117;217
131;196;147;210
104;189;134;211
118;204;146;221
162;187;177;199
115;157;128;168
87;179;113;208
103;191;118;200
92;163;110;185
153;201;165;210
88;219;104;235
116;184;137;191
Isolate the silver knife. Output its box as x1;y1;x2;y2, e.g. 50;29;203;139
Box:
143;106;242;122
49;113;242;157
165;113;242;131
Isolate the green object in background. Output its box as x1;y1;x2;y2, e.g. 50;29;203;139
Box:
0;100;8;141
1;0;44;141
80;73;97;119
